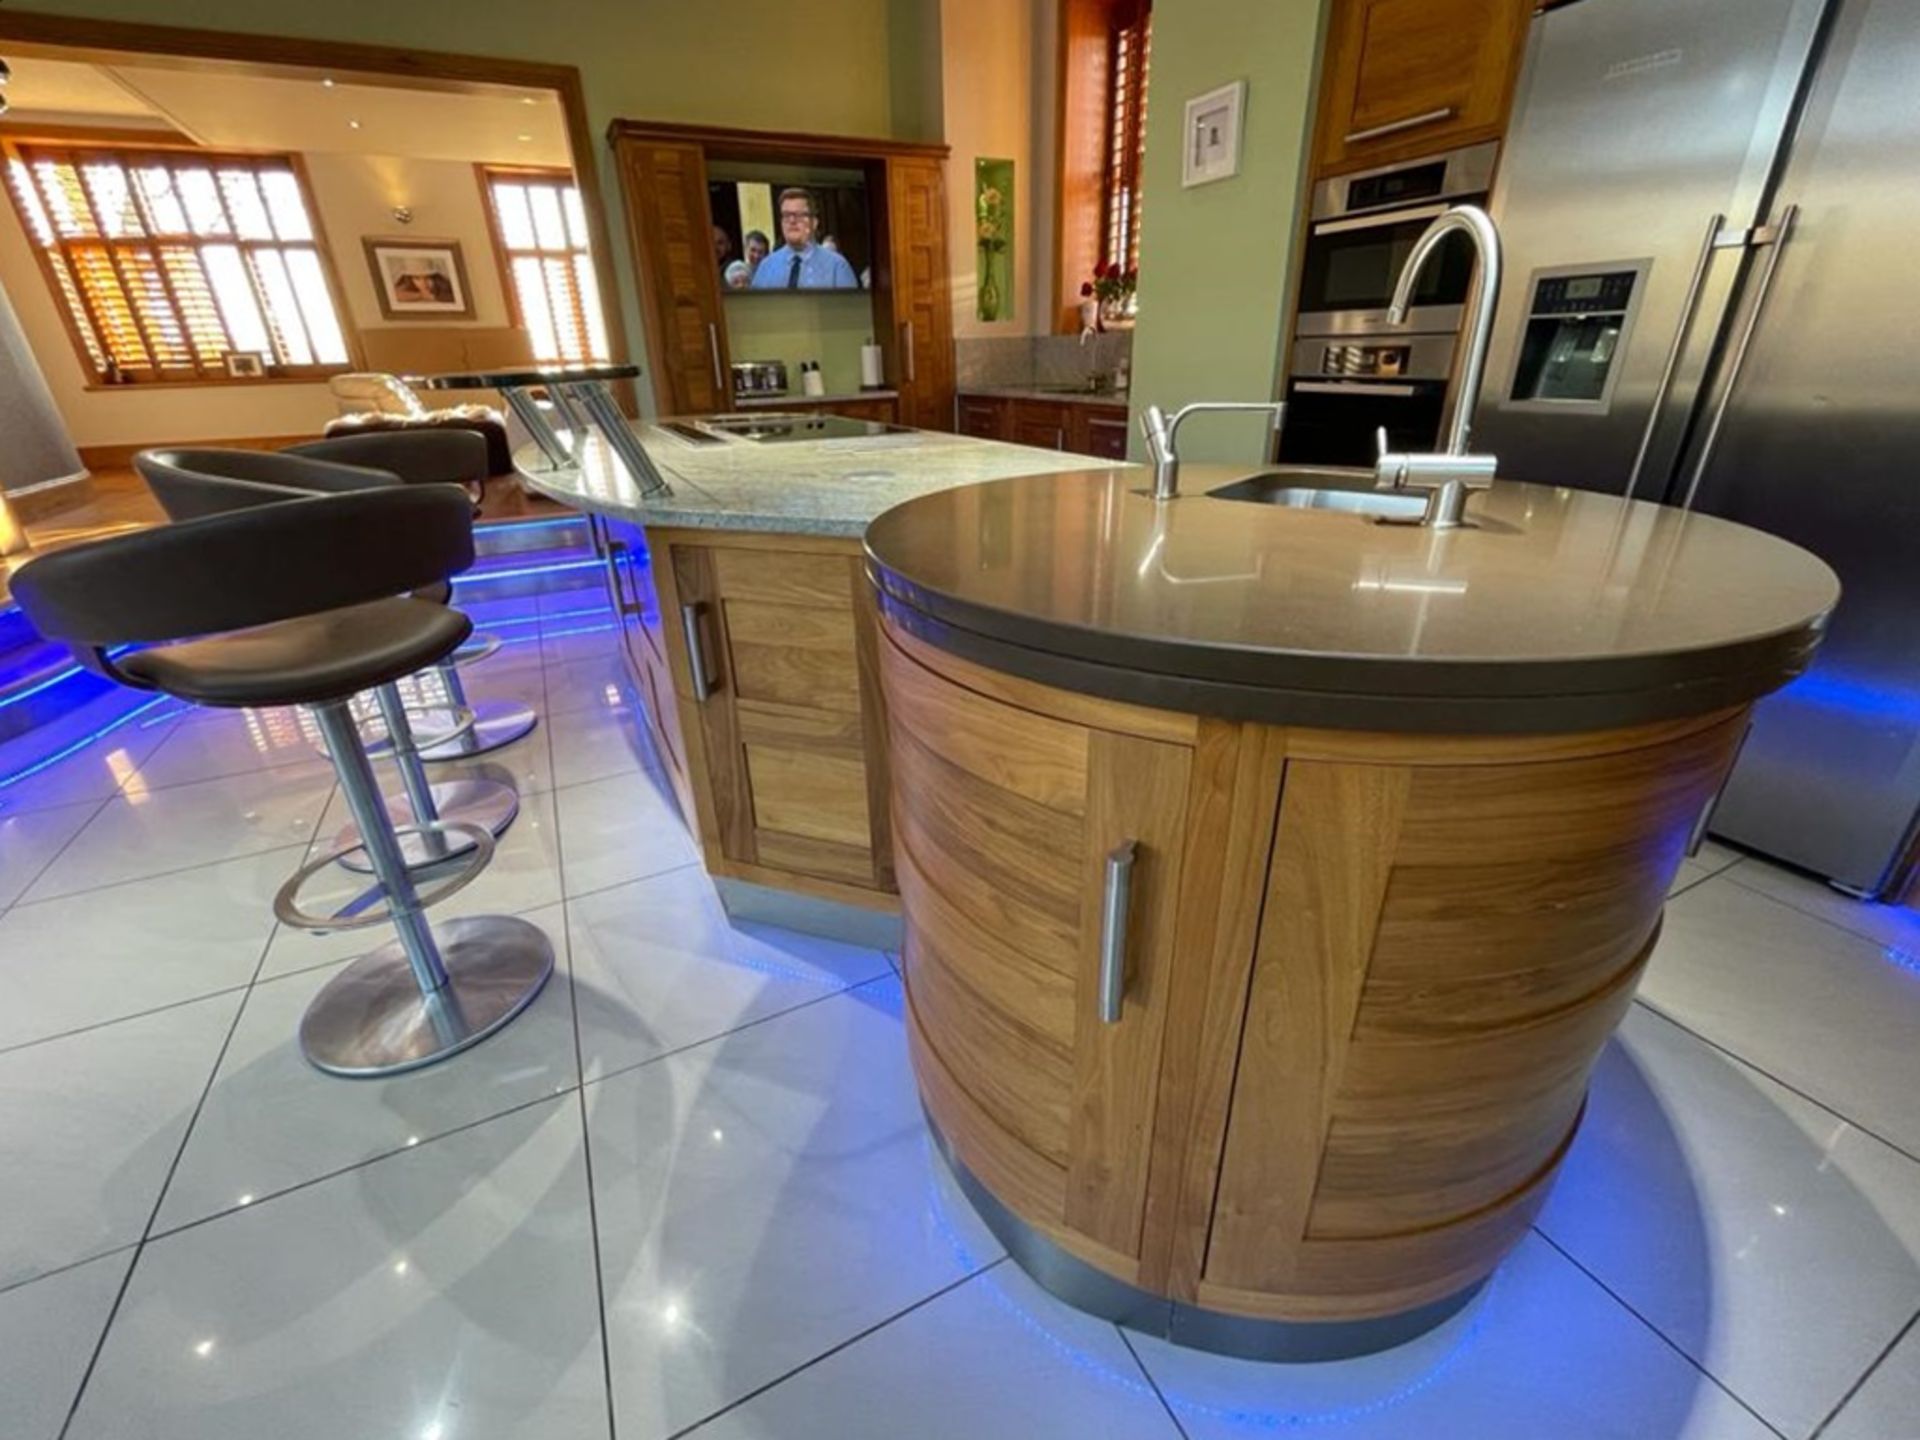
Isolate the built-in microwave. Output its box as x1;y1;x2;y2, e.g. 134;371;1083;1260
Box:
1294;141;1498;339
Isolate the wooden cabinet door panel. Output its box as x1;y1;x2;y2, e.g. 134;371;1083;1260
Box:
1316;0;1532;175
616;139;729;413
1077;405;1131;461
671;540;886;891
958;395;1011;440
1011;401;1073;452
881;624;1194;1266
886;157;956;431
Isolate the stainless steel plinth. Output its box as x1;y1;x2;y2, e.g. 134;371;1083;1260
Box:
417;699;538;760
298;914;554;1077
333;778;519;873
927;1115;1485;1362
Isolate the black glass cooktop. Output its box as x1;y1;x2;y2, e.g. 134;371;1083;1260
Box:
696;413;912;444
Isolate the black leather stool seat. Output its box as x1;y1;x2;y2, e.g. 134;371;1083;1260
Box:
118;597;472;707
414;579;454;607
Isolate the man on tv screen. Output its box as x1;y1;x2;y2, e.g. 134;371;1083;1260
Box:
751;188;859;289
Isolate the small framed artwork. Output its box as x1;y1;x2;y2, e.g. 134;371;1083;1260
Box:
222;351;267;378
363;237;475;319
1183;81;1246;188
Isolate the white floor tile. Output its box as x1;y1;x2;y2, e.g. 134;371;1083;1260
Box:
1728;856;1920;959
544;649;635;718
0;798;99;909
693;1262;1182;1440
1541;1004;1920;1438
22;763;336;905
586;978;1002;1439
0;1249;134;1440
0;990;239;1287
130;707;326;789
545;699;659;790
540;623;623;671
154;902;576;1232
1132;1233;1776;1440
70;1098;609;1440
0;848;292;1051
1671;857;1716;895
567;866;891;1080
1641;878;1920;1155
537;584;613;619
553;770;698;898
263;786;567;978
1822;1316;1920;1440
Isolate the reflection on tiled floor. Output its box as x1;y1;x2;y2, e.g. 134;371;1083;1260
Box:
3;591;1919;1440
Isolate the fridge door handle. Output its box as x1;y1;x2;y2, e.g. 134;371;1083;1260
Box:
1681;204;1799;512
1622;213;1723;502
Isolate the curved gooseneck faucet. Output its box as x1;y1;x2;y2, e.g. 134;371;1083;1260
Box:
1388;204;1501;457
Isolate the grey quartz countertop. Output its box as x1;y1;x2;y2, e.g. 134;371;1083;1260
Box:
514;421;1129;538
865;465;1842;733
958;385;1131;407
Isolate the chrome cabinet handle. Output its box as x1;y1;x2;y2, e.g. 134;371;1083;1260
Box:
1344;106;1455;145
902;320;917;383
1098;840;1137;1024
1681;204;1798;511
680;602;716;698
602;539;637;618
1623;213;1723;502
707;322;724;392
1295;380;1418;397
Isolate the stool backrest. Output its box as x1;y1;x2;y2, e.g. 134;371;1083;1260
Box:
285;429;487;487
137;448;398;521
12;485;474;654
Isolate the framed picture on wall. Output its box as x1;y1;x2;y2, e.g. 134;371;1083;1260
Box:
363;238;475;319
1182;81;1246;188
222;351;267;378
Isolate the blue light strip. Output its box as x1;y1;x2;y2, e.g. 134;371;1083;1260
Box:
453;556;602;583
0;693;171;791
475;516;587;536
0;644;134;715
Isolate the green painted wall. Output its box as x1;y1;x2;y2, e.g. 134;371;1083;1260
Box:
722;292;876;397
1126;0;1328;463
14;0;941;413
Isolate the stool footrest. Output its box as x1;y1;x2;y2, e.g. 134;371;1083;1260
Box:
274;819;493;933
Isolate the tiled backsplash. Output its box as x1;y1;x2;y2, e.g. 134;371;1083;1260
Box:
955;331;1133;391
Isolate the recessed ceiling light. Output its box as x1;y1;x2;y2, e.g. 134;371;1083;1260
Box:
321;77;335;88
521;96;537;106
348;119;362;130
517;133;532;142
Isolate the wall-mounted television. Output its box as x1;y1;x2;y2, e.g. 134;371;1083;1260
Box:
709;172;873;292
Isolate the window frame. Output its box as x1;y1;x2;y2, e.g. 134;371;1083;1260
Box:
475;162;611;365
1;136;361;389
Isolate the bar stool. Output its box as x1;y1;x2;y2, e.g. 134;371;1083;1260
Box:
11;484;553;1077
287;430;540;762
134;447;517;873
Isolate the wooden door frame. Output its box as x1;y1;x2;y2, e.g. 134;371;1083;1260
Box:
0;9;635;407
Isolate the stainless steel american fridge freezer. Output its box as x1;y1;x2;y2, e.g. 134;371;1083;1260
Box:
1472;0;1920;898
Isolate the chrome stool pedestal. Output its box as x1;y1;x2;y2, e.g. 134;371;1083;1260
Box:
290;699;552;1078
333;684;518;873
419;655;537;761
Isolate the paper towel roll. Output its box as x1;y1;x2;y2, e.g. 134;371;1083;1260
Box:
860;341;885;389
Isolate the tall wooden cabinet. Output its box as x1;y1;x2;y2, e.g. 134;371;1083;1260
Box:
1313;0;1534;176
610;121;954;428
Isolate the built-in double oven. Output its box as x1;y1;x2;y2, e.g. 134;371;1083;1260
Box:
1278;141;1497;467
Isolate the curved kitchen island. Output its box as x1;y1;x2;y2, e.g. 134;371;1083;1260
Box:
864;466;1837;1358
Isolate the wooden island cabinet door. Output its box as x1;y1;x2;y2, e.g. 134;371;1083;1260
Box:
879;622;1215;1276
666;540;893;897
885;157;956;432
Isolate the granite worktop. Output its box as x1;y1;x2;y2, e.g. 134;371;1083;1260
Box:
866;465;1841;733
958;385;1131;408
513;422;1129;538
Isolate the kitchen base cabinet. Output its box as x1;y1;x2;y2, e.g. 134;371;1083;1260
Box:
957;392;1130;460
646;527;897;909
878;613;1750;1344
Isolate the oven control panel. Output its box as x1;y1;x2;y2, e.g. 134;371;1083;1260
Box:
1320;343;1412;377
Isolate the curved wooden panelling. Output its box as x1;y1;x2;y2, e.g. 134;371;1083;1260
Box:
879;611;1752;1325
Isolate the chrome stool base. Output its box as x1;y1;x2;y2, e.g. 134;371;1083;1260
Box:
298;914;555;1078
418;699;538;760
332;778;518;874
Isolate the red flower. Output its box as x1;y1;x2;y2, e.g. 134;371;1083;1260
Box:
1124;268;1138;286
1080;281;1094;297
1104;261;1121;280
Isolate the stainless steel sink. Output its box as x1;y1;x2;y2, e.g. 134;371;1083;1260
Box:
1206;470;1429;519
